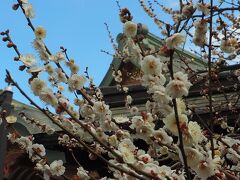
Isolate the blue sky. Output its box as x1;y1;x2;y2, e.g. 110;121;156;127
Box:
0;0;173;104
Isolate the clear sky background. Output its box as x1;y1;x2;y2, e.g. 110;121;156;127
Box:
1;0;176;104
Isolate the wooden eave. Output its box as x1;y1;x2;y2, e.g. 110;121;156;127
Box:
100;64;240;116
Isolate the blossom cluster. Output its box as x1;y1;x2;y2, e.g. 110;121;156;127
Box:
2;0;240;180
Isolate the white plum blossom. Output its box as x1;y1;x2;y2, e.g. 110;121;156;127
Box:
141;55;162;75
80;104;95;121
49;52;65;62
174;71;192;89
135;123;154;142
6;115;17;124
123;40;143;63
34;26;46;39
142;163;161;177
28;143;46;161
193;19;208;47
65;59;79;74
114;115;130;124
176;98;187;114
149;85;171;104
166;80;188;98
194;20;208;34
130;106;139;115
16;136;32;150
49;160;65;176
58;134;70;145
195;156;220;179
77;166;90;179
30;78;46;96
193;35;207;47
153;128;173;145
137;153;153;164
183;147;204;169
166;71;192;98
195;3;210;15
93;101;109;115
68;74;86;90
32;38;46;52
20;0;28;3
22;3;35;18
112;70;122;83
108;135;119;147
123;21;137;38
158;165;174;178
188;121;206;144
55;68;67;83
27;66;43;74
126;95;133;105
130;116;144;129
45;64;54;74
142;74;166;87
39;89;58;107
220;38;238;53
35;161;50;173
182;3;194;17
118;138;136;164
163;112;188;136
7;133;17;143
166;33;185;49
19;54;36;67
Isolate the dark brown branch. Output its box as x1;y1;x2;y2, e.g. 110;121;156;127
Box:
208;0;215;158
169;51;190;179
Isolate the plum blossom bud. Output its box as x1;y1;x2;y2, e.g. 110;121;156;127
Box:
7;42;14;48
126;95;133;105
2;37;9;42
12;4;20;10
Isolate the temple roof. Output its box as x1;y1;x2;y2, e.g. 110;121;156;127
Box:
100;32;207;87
10;99;60;135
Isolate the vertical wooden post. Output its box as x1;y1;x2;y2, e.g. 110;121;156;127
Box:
0;89;13;180
0;118;7;180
